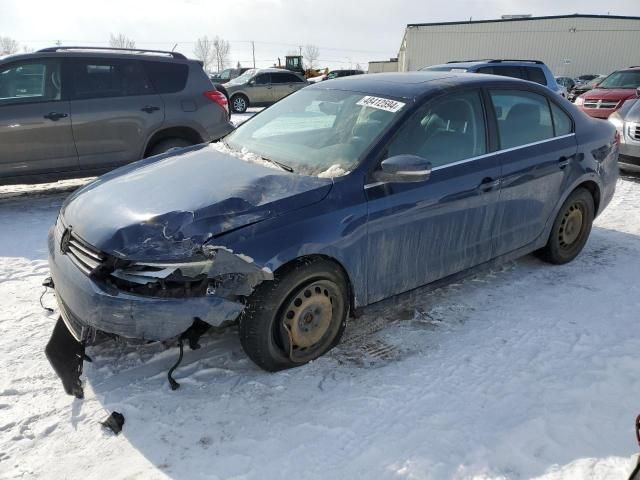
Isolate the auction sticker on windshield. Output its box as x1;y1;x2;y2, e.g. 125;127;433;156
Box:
357;96;405;113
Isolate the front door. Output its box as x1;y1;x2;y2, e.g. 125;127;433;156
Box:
68;58;164;170
365;89;501;303
0;58;77;180
488;89;577;256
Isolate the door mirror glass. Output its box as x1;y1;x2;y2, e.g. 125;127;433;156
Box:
376;155;432;183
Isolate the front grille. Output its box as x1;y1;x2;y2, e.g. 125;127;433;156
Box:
56;218;106;276
632;124;640;141
58;296;96;343
583;99;619;109
66;233;105;275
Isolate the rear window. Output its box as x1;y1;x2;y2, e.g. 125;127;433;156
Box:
525;67;547;85
143;61;189;94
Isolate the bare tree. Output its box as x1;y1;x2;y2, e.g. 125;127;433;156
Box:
0;36;20;56
109;33;135;49
193;36;215;72
303;44;320;70
212;36;231;72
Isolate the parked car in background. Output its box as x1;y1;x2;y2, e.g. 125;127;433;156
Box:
575;67;640;118
224;68;308;113
421;59;563;96
45;71;618;396
575;74;602;84
567;75;606;102
324;69;365;80
609;98;640;172
209;67;251;84
556;76;575;90
0;46;232;186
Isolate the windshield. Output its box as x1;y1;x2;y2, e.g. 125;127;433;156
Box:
598;70;640;89
224;88;404;177
227;69;257;85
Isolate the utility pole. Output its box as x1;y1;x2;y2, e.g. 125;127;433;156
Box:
299;45;303;57
251;40;255;68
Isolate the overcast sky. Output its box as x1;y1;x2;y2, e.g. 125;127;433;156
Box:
1;0;639;70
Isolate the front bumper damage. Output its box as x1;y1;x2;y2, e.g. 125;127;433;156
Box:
45;223;273;397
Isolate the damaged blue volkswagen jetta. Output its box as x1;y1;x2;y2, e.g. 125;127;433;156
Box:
46;72;618;397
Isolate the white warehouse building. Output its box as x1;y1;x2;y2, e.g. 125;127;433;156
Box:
394;14;640;77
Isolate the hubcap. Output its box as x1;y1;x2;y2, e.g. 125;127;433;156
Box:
282;281;335;349
559;203;584;247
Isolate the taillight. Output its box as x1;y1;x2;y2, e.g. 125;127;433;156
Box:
204;90;229;115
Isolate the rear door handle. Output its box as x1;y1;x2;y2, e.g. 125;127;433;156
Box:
43;112;68;121
478;177;501;192
141;105;160;114
558;156;571;169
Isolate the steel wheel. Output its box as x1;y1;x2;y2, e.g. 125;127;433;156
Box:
278;280;342;362
558;202;585;249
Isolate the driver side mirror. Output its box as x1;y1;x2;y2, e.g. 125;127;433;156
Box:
374;155;432;183
247;80;255;87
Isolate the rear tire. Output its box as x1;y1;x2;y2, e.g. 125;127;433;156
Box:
239;258;348;372
231;94;249;114
147;138;193;157
538;187;594;265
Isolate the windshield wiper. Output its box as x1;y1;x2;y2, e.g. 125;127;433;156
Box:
262;156;294;173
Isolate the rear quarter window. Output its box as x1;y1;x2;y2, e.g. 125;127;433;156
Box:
525;67;547;85
143;61;189;94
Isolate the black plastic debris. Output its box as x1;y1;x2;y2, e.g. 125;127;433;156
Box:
45;317;85;399
101;411;125;435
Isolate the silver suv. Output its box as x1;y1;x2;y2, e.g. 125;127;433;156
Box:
224;68;308;113
0;46;233;186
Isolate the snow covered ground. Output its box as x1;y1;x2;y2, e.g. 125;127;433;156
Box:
1;157;640;479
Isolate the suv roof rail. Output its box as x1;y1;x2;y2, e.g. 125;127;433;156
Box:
446;59;492;63
488;59;544;64
37;46;187;59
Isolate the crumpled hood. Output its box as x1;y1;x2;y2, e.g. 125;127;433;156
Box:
582;88;638;101
61;144;332;260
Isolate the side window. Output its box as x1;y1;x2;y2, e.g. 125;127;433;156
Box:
271;73;297;84
476;67;494;75
525;67;547;85
491;66;526;80
143;61;188;93
72;60;153;100
0;60;62;105
490;90;554;149
254;74;271;85
550;102;573;136
385;90;487;168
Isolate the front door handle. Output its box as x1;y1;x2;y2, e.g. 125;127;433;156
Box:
141;105;160;114
478;177;501;192
43;112;68;121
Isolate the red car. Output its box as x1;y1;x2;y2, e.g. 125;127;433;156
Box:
575;67;640;119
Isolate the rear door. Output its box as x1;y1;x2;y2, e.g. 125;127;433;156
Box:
488;88;577;256
0;58;77;179
68;57;164;169
271;72;306;101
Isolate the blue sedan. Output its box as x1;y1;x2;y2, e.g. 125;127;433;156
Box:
45;72;618;395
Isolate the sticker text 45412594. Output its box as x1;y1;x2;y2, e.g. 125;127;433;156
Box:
356;96;405;113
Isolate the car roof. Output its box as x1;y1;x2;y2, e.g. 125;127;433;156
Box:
0;49;194;64
256;68;300;74
309;71;536;100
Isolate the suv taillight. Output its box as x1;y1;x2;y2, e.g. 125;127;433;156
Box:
204;90;229;116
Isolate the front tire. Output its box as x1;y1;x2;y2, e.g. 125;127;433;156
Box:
538;187;594;264
239;258;348;372
231;94;249;113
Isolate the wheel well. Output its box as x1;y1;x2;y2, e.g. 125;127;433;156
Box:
144;127;204;158
576;180;601;213
274;255;356;317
